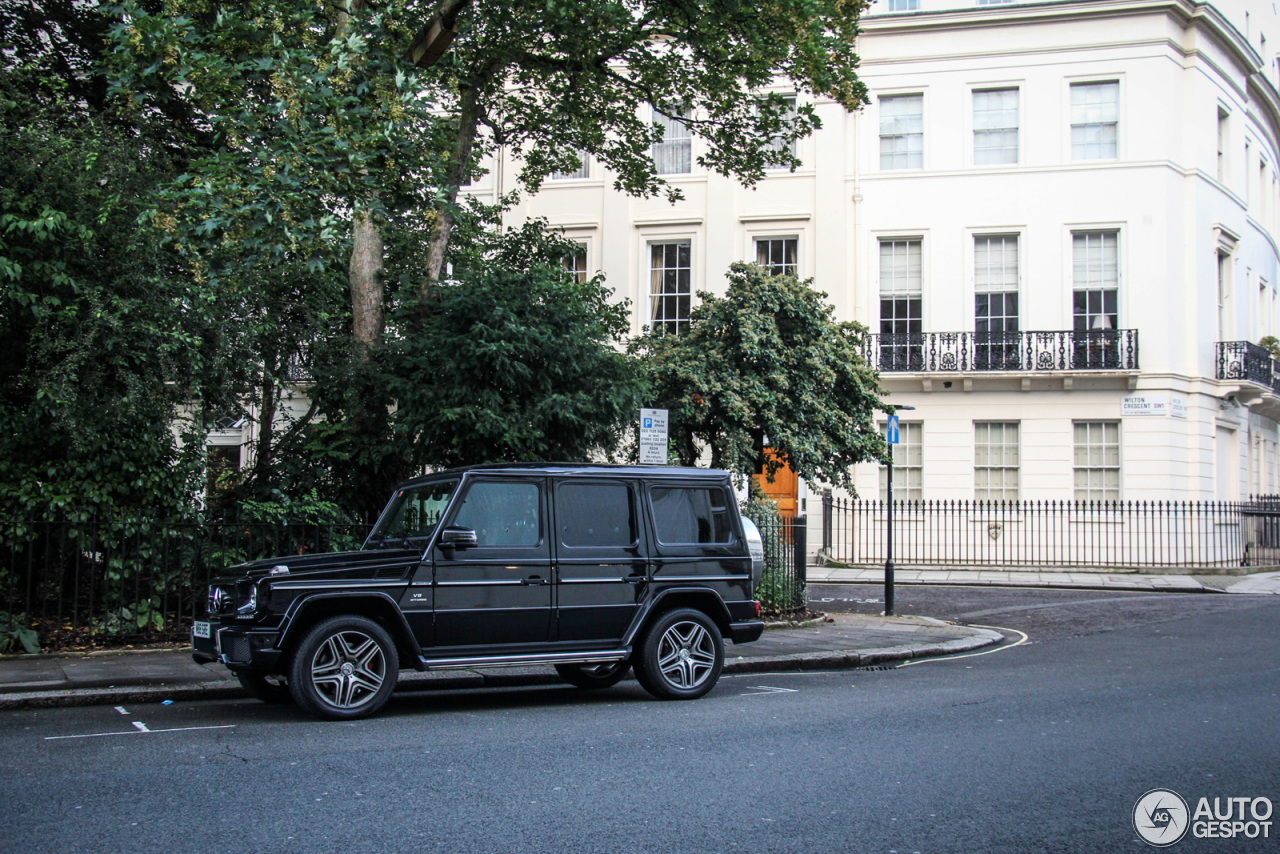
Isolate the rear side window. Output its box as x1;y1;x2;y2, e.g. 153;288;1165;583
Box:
556;482;637;548
650;486;733;544
451;481;542;547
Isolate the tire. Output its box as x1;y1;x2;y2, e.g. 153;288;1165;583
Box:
633;608;724;700
555;660;631;690
236;671;293;705
288;615;399;721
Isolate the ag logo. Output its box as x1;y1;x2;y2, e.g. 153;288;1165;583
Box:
1134;789;1190;847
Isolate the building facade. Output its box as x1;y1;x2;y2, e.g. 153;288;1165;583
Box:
472;0;1280;510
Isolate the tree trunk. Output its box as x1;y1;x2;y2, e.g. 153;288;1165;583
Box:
422;83;482;298
252;360;277;489
349;209;384;355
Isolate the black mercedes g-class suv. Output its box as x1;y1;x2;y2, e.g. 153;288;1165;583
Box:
193;464;766;720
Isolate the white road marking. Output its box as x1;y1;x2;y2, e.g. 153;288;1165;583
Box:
896;625;1029;667
132;721;150;732
741;685;799;696
44;725;236;741
114;707;129;715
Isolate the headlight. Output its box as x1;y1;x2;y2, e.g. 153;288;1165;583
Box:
236;584;259;617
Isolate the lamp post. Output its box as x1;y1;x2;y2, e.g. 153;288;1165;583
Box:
884;405;915;616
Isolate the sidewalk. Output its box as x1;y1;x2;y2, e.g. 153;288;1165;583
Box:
0;614;1001;711
807;566;1280;594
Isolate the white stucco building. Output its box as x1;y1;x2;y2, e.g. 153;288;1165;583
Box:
472;0;1280;513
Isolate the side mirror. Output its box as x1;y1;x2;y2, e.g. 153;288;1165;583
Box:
438;526;478;556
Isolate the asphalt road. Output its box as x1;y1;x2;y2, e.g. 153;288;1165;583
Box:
3;587;1278;853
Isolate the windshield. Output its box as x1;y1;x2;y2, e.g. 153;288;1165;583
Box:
365;479;459;549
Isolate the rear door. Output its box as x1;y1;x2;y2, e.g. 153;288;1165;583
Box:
432;477;553;648
552;478;647;643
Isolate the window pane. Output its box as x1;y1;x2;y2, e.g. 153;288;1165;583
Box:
880;95;924;169
975;422;1019;500
763;96;798;169
550;151;588;180
1070;82;1119;160
650;487;731;543
756;237;799;276
652;108;692;175
974;89;1019;165
1073;420;1121;500
557;483;636;548
650;241;692;334
453;482;542;547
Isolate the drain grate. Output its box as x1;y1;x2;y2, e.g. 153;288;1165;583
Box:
853;665;897;671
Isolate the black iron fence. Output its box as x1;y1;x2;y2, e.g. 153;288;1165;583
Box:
866;329;1140;373
751;514;808;615
822;494;1280;570
0;513;371;652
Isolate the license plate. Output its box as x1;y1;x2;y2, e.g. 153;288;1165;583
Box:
193;621;211;639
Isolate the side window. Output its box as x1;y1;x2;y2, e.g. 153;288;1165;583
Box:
556;482;637;548
650;486;733;544
451;481;542;548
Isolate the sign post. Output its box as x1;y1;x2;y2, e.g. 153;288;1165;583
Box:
884;407;913;616
639;408;669;465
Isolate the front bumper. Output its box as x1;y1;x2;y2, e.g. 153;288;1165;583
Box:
191;622;283;671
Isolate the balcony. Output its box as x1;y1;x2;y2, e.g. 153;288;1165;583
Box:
865;330;1140;374
1216;341;1280;394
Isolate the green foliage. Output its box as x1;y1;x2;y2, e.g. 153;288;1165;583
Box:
740;493;788;613
0;612;39;655
441;0;870;201
1261;335;1280;359
107;0;443;281
634;262;890;490
0;53;204;515
392;223;646;468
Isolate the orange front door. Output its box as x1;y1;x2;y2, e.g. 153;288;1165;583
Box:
753;448;799;517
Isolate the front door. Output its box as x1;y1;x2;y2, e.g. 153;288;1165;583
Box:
753;448;799;517
432;478;553;649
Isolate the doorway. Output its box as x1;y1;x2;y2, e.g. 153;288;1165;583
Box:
753;448;799;517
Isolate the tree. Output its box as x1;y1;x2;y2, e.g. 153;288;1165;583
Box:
633;262;889;489
108;0;446;508
413;0;870;290
104;0;874;507
392;223;646;468
0;8;206;514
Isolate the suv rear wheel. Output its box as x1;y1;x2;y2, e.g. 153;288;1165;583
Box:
288;615;398;720
633;608;724;700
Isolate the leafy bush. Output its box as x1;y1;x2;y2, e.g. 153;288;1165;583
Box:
0;612;38;654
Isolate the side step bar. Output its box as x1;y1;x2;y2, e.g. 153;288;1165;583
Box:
417;648;631;671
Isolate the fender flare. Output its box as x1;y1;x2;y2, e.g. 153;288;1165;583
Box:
623;586;733;647
278;592;422;662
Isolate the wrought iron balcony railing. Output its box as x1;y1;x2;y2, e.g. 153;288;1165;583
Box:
1216;341;1280;393
865;329;1139;373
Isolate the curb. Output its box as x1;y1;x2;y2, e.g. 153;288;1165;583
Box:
0;628;1004;712
809;577;1224;594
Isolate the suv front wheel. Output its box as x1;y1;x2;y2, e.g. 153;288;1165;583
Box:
634;608;724;700
289;615;399;720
